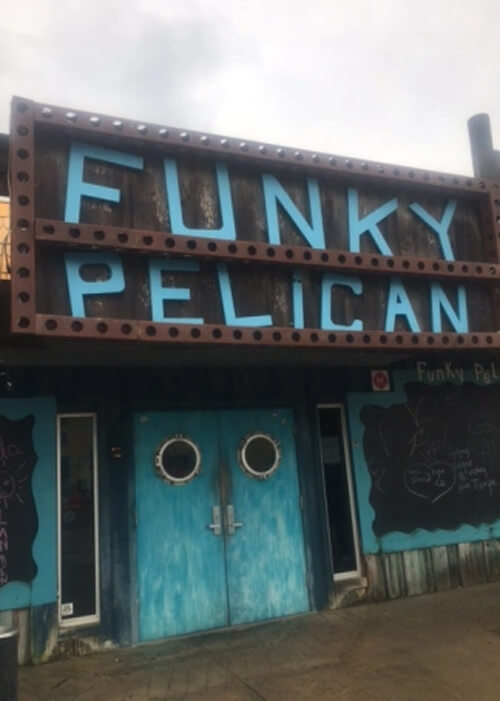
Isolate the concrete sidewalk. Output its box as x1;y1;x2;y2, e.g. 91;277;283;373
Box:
19;582;500;700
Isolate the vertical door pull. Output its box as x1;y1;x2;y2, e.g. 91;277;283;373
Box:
226;504;243;535
208;505;222;536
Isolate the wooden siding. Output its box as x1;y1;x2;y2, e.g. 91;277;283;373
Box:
365;538;500;602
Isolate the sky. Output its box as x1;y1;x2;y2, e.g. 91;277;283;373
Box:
1;0;499;176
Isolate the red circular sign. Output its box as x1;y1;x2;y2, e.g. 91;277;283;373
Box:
372;371;389;391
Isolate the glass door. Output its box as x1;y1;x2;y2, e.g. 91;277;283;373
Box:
317;405;362;581
57;413;99;627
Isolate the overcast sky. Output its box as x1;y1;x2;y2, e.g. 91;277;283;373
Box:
1;0;499;175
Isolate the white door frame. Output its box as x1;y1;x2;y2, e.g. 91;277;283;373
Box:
57;412;100;628
317;403;362;582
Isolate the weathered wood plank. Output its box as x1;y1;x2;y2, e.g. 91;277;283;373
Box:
484;539;500;582
365;554;386;602
382;552;406;599
458;542;488;587
446;544;462;589
430;546;452;592
30;602;58;664
403;549;434;596
13;608;30;665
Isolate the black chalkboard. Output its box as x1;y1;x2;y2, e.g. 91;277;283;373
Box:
0;415;38;587
361;382;500;536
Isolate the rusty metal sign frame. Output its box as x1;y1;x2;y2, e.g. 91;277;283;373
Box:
9;96;500;350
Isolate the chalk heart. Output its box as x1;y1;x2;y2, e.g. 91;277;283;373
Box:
404;461;456;504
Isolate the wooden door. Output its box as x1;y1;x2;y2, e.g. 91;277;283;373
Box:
134;408;309;641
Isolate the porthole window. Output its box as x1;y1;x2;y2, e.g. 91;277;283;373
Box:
239;433;281;479
154;436;201;485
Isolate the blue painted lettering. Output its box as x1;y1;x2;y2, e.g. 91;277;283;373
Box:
216;263;273;327
321;273;363;331
263;175;325;249
292;270;304;329
64;143;144;223
164;159;236;240
409;200;457;261
149;259;204;324
347;188;397;255
64;252;125;317
430;283;468;332
385;278;420;332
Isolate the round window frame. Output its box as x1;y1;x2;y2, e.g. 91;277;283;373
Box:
154;435;201;486
238;432;281;480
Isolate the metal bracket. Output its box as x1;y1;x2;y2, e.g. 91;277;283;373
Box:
226;504;243;535
208;505;222;536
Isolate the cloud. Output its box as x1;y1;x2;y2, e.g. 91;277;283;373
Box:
1;0;499;174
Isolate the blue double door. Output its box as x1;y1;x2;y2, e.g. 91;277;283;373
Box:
134;408;309;641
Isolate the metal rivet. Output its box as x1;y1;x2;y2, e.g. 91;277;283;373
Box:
239;142;248;151
220;138;229;148
294;151;303;161
65;111;77;122
137;124;147;134
180;132;190;142
113;120;123;130
90;116;100;126
312;154;319;163
158;128;168;137
277;148;285;157
200;135;209;144
259;145;267;154
328;157;337;166
41;107;52;117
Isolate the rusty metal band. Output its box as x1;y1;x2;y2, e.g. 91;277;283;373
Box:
35;218;500;283
479;195;500;328
34;314;500;350
27;96;500;195
10;97;36;333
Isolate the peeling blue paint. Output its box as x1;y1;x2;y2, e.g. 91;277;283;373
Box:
134;408;309;640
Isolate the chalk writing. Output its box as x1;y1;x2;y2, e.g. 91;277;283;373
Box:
361;382;500;535
404;461;456;503
0;415;38;587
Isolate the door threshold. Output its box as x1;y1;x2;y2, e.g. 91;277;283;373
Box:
138;610;315;648
332;576;368;609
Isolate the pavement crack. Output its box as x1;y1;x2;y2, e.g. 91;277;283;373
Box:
205;651;268;701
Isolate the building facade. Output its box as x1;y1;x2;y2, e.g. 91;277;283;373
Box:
2;98;500;663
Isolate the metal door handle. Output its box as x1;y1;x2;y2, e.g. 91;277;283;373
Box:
226;504;243;535
208;505;222;536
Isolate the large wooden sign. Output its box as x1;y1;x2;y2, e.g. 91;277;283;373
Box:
10;97;500;350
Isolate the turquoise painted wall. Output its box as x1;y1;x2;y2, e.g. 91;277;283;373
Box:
347;368;500;554
0;398;57;611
